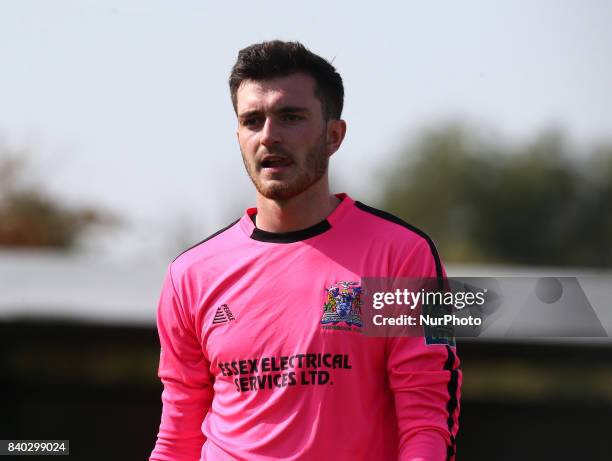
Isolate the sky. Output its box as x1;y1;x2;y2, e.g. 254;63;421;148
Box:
1;0;611;260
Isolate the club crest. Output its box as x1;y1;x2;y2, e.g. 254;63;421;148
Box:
321;281;363;328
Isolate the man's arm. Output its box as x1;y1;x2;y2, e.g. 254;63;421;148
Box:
150;265;214;461
387;239;462;461
387;337;461;460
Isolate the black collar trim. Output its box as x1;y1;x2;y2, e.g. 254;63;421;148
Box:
249;213;331;243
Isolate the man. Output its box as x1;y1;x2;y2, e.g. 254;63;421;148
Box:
150;40;461;461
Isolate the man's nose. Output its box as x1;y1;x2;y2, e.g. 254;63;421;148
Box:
260;117;281;147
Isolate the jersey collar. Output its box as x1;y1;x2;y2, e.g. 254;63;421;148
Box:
240;193;353;244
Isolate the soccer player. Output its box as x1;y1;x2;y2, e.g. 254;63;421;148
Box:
150;40;461;461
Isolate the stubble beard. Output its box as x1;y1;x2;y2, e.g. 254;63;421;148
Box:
241;132;329;201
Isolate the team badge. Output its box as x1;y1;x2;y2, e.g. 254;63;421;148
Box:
321;281;363;328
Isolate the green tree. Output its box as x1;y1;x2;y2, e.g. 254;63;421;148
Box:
380;124;612;267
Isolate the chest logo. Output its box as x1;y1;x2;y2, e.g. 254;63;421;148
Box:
321;281;363;328
212;304;235;324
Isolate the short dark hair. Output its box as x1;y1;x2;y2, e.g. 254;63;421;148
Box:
229;40;344;120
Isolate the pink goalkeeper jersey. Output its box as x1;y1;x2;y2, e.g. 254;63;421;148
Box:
150;194;461;461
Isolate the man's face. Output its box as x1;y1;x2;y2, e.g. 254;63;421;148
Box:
236;73;331;201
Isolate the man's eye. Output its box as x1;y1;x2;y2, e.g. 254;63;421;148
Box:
282;114;302;122
242;118;261;127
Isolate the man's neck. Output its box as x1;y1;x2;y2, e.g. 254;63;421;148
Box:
254;182;341;233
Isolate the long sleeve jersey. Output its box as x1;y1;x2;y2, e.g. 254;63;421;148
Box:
150;194;461;461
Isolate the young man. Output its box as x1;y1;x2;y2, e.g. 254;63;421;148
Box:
150;41;461;461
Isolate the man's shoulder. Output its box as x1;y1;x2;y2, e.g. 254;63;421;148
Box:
350;200;436;249
171;217;242;272
349;200;444;278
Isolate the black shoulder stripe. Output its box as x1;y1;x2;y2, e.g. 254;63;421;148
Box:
172;218;240;262
445;345;460;460
353;201;444;285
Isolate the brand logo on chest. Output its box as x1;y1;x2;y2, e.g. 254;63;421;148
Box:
212;304;235;324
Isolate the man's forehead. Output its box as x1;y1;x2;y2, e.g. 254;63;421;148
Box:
236;74;319;113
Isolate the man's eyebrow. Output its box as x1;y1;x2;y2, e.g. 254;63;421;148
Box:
275;106;309;114
238;106;310;119
238;109;262;119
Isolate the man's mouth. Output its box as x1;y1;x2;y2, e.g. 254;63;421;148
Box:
260;156;293;170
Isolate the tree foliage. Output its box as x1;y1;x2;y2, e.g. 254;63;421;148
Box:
381;124;612;267
0;146;117;249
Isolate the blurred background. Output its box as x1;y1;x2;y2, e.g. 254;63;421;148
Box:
1;0;611;459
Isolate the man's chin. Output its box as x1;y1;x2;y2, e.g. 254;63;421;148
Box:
255;179;309;201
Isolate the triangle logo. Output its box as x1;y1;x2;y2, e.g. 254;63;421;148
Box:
212;304;235;324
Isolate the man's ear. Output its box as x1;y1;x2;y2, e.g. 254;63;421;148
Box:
326;119;347;157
